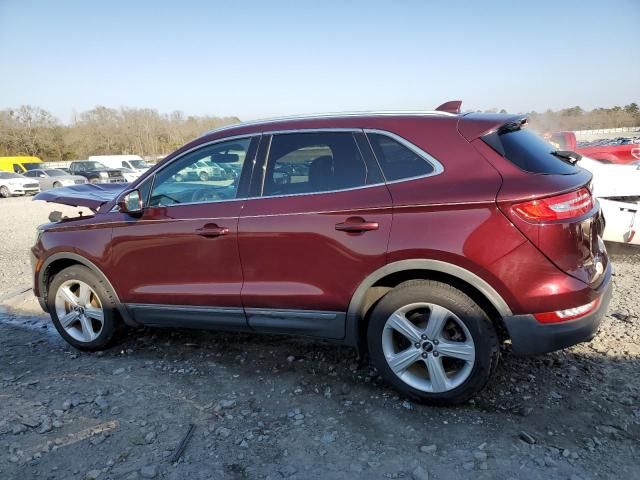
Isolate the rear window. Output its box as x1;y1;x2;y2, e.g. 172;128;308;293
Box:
483;128;578;175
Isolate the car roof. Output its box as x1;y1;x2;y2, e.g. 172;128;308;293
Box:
200;110;456;138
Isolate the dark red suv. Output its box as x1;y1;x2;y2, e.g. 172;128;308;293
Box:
32;102;613;404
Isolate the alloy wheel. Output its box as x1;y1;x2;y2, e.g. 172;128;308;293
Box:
54;279;105;343
381;302;475;393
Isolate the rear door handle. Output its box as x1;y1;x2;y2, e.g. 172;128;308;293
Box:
335;217;379;233
196;224;230;238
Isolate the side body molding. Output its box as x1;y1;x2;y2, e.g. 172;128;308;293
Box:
37;252;137;326
344;259;512;347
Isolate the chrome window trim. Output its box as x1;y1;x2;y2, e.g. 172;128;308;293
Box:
363;129;445;182
261;127;361;135
200;110;456;137
130;128;445;210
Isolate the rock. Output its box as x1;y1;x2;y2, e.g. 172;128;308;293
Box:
38;417;53;434
140;465;157;479
62;399;72;411
462;461;475;471
420;444;437;454
85;470;101;480
320;431;336;444
473;451;488;461
20;416;41;428
145;431;156;443
518;406;534;417
110;406;121;415
12;423;27;435
219;399;237;409
113;368;125;375
519;431;536;444
216;427;231;439
279;465;297;477
478;462;488;470
412;466;429;480
94;396;109;409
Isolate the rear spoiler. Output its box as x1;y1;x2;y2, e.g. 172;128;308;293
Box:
457;112;528;141
435;100;462;114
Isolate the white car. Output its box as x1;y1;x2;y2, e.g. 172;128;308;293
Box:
0;171;41;197
579;157;640;245
23;168;88;190
174;159;227;182
88;155;151;176
117;168;141;183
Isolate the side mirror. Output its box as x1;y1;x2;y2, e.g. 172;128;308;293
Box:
118;189;143;215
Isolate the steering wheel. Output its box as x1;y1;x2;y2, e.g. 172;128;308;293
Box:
190;188;220;203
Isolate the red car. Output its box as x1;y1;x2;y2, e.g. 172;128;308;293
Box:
548;131;640;164
32;102;612;404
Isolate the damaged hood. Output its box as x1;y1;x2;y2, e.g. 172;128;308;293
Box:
33;183;128;210
579;157;640;198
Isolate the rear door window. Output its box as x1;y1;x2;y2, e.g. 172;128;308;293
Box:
262;132;368;196
483;128;578;175
367;132;437;181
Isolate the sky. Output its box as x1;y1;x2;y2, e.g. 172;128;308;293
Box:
0;0;638;123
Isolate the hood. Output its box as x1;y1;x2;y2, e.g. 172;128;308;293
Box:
34;183;127;210
579;157;640;197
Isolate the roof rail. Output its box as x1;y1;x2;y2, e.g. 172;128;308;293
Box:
200;109;456;137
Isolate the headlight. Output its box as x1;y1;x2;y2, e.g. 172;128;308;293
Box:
99;172;109;178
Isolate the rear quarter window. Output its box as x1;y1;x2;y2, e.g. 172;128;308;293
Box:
367;132;436;181
483;129;578;175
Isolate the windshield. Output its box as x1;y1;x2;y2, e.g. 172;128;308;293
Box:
76;161;107;169
23;162;42;170
45;169;67;177
130;160;150;169
0;172;23;179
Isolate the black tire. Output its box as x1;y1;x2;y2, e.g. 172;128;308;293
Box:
367;280;499;405
53;181;62;188
47;265;121;351
0;185;9;198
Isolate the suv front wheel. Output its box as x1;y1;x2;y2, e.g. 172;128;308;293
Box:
47;265;120;351
367;280;499;405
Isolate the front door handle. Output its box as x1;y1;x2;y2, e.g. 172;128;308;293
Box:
335;217;379;233
196;224;230;238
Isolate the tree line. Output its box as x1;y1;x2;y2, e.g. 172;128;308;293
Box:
0;106;240;161
1;103;638;162
503;103;639;133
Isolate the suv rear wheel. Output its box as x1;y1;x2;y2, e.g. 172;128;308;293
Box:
47;265;120;351
367;280;499;405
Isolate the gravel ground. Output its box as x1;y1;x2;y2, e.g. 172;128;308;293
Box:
1;196;639;480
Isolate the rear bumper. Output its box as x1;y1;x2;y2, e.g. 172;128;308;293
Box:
504;265;613;356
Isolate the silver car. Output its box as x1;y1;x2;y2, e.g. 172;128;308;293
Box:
24;169;88;190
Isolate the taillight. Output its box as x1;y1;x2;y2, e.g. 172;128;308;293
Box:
533;298;600;324
512;188;593;222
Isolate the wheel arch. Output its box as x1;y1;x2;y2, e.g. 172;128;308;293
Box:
345;259;512;353
39;252;136;326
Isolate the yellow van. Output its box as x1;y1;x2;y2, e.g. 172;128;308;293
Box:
0;156;43;173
